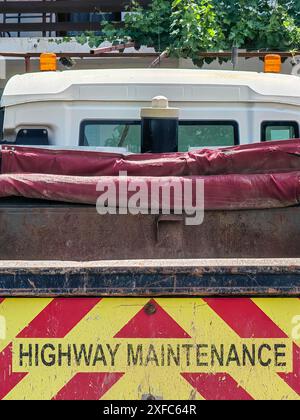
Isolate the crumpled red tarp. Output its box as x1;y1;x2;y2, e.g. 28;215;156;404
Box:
0;172;299;210
0;141;300;210
2;140;300;177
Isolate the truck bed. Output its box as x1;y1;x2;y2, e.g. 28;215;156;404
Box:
1;200;300;260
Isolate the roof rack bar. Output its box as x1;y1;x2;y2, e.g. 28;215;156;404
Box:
90;42;136;55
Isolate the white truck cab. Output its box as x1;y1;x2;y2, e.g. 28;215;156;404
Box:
1;67;300;152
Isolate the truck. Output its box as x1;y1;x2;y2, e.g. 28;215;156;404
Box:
0;56;300;400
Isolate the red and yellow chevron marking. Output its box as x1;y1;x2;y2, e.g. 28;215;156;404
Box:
0;297;300;400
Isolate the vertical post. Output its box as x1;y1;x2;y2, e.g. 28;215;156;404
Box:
141;96;179;154
3;0;7;36
25;55;32;73
42;0;46;37
17;12;21;38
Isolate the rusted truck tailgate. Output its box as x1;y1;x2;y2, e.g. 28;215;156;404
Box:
0;260;300;400
1;143;300;400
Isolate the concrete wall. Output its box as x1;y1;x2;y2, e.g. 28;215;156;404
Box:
182;57;295;75
0;38;179;92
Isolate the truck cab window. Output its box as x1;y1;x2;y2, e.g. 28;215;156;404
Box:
16;129;49;146
80;121;141;153
262;121;299;142
80;120;240;153
178;121;239;152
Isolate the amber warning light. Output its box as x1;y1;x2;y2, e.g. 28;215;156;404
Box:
264;54;282;74
40;53;57;72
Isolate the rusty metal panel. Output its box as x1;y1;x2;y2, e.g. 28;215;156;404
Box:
1;203;300;261
0;297;300;400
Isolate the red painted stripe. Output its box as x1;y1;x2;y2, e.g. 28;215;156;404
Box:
204;298;287;339
53;372;124;400
114;299;191;339
278;344;300;396
0;298;5;305
182;372;253;400
18;298;101;339
0;344;27;400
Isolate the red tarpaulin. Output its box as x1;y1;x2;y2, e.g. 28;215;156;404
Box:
0;172;299;210
0;141;300;210
2;140;300;177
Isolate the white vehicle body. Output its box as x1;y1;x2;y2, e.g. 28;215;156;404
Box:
1;68;300;152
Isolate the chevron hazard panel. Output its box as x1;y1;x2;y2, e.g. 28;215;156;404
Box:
0;297;300;400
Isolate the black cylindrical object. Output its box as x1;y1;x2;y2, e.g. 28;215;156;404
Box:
141;96;179;154
141;118;178;153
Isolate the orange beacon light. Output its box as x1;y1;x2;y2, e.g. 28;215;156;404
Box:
264;54;282;74
40;53;57;72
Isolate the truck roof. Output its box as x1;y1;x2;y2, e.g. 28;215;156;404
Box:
2;68;300;107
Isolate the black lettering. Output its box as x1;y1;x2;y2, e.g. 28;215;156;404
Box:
258;344;272;367
106;344;120;367
161;345;165;367
211;344;224;367
182;344;193;367
127;344;143;366
19;344;33;367
242;344;256;366
275;344;287;367
146;345;159;366
41;344;56;367
196;344;208;367
58;344;71;366
35;343;39;367
167;345;180;366
93;344;107;366
226;345;241;366
74;344;93;367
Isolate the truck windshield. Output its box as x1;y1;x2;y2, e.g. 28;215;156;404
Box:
80;120;239;152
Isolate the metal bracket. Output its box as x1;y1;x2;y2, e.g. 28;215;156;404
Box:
155;214;184;242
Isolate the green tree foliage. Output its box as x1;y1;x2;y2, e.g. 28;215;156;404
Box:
279;0;300;24
170;0;223;55
77;0;173;50
216;0;300;50
77;0;300;65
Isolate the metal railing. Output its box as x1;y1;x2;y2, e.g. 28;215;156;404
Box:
0;1;150;36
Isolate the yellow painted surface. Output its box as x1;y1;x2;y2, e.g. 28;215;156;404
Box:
0;298;299;400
